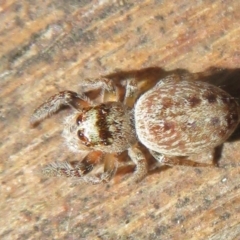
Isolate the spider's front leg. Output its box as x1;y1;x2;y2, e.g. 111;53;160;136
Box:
77;153;118;184
30;90;92;126
42;152;119;185
42;151;103;178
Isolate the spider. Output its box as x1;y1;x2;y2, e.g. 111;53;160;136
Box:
30;75;240;184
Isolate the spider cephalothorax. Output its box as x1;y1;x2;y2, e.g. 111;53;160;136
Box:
62;102;136;153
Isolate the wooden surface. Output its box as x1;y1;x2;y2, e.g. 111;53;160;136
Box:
1;0;240;239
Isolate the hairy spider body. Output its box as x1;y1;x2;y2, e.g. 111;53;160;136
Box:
135;79;240;157
31;75;240;184
63;102;136;153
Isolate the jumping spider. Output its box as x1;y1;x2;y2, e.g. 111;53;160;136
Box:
31;75;240;184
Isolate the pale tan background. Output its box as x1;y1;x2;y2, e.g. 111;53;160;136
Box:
1;0;240;239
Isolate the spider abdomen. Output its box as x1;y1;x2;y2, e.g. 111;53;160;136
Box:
135;79;240;156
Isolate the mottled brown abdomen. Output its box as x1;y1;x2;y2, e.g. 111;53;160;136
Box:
135;79;240;156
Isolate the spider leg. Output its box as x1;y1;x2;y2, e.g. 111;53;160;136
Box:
150;150;214;167
42;151;102;177
30;90;93;126
128;146;148;182
81;77;142;105
42;152;119;185
149;150;176;166
75;153;118;184
123;78;139;108
81;77;115;93
42;161;93;178
80;77;122;103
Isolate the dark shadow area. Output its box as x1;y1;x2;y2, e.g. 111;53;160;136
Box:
213;145;224;167
104;66;240;102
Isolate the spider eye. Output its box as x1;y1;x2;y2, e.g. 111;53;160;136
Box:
77;130;91;147
77;130;84;138
76;114;83;125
